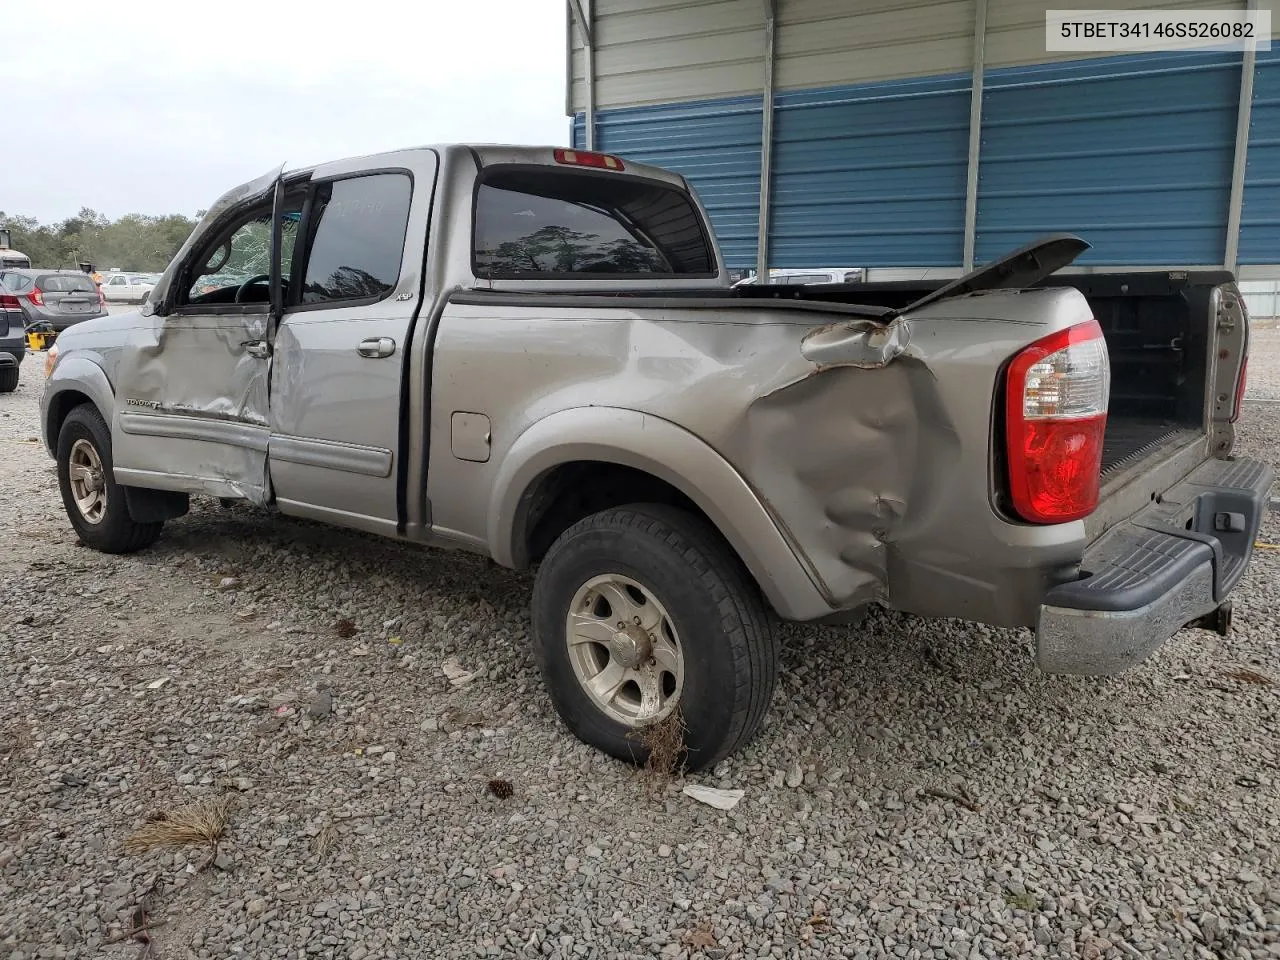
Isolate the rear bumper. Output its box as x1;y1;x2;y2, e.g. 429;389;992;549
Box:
1037;456;1273;675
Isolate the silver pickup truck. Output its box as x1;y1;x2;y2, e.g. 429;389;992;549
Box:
40;145;1271;771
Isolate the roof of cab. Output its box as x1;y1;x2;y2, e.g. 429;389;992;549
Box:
279;144;689;191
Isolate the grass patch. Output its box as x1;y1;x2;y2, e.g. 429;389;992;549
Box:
1003;890;1040;912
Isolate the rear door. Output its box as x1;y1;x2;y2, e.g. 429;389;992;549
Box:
268;150;436;536
111;170;301;503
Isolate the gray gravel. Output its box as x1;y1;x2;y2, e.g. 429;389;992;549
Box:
2;333;1279;960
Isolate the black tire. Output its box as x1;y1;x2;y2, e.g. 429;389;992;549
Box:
532;504;778;772
56;404;163;553
0;367;17;393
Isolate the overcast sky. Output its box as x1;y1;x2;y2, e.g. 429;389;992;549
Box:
1;0;569;223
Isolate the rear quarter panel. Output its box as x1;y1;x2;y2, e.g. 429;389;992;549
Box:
427;286;1093;626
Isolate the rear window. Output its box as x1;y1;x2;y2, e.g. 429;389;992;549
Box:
473;168;714;278
39;274;97;293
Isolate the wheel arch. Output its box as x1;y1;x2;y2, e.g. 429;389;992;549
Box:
43;357;115;457
487;407;830;621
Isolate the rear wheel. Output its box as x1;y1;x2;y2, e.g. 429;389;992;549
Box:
532;504;777;772
0;367;17;393
56;405;163;553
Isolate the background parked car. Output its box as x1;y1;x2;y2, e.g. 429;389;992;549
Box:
0;276;28;392
0;268;108;332
100;272;157;303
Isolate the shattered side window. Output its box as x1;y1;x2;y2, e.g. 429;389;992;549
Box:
185;204;301;304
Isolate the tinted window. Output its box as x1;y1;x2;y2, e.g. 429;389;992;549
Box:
3;274;33;292
473;168;713;277
40;274;97;292
302;173;411;304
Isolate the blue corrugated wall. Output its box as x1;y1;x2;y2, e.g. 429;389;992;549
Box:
572;96;762;267
769;75;970;266
1241;49;1280;265
574;50;1273;269
977;52;1240;265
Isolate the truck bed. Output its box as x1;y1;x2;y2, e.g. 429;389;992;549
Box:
463;268;1224;494
752;270;1224;485
1101;420;1192;476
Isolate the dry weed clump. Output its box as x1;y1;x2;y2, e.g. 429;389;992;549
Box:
631;707;687;792
123;796;234;855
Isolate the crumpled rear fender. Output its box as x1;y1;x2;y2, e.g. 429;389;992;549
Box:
488;406;831;621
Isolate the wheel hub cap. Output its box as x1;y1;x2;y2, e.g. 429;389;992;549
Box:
565;574;685;728
610;622;653;669
68;438;107;525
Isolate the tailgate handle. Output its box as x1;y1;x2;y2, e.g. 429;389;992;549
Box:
1214;512;1246;533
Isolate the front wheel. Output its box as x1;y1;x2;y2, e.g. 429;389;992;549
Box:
56;405;163;553
532;504;777;772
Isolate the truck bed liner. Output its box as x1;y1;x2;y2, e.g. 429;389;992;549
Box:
1101;418;1186;477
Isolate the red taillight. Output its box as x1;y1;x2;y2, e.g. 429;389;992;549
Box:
553;148;626;171
27;287;44;306
1231;357;1248;423
1005;319;1111;524
0;294;19;309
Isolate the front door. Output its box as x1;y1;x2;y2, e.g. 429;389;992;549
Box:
111;176;302;504
268;151;435;536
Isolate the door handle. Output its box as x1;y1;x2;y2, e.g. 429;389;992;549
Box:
357;337;396;359
241;339;271;359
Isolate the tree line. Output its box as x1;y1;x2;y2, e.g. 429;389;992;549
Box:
0;208;201;273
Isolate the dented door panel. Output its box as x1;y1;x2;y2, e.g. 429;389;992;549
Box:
111;310;273;502
111;169;286;502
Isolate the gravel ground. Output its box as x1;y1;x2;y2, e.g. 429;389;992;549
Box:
1;332;1278;960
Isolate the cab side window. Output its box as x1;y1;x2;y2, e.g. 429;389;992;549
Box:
299;173;411;305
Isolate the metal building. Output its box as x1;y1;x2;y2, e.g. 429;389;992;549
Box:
1241;279;1280;318
566;0;1279;279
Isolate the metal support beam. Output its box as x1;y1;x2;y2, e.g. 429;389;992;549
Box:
1224;0;1258;273
564;1;574;119
961;0;988;271
755;0;776;283
570;0;596;150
